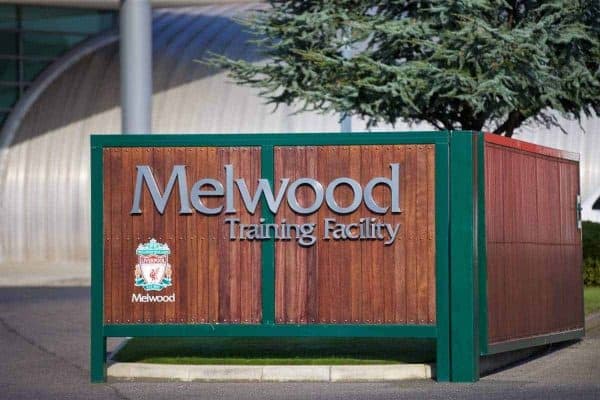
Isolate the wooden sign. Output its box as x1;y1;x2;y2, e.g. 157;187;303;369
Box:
92;132;585;383
102;144;435;325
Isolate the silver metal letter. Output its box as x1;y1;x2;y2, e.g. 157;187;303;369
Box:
190;178;224;214
225;164;236;213
224;217;240;239
325;178;362;214
236;178;290;214
130;165;192;214
287;178;324;215
364;163;401;214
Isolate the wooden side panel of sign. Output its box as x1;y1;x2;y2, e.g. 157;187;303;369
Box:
485;140;583;344
273;145;436;324
103;147;262;324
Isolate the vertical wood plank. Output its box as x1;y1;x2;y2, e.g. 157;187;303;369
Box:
251;146;262;322
359;146;374;323
110;148;123;323
295;146;308;323
416;145;429;324
103;150;112;323
162;147;175;324
426;145;436;323
229;147;241;323
130;148;143;324
120;148;133;323
173;147;186;324
217;147;230;322
276;146;287;321
141;148;154;323
349;145;362;323
371;145;385;323
206;147;219;323
305;146;319;323
393;145;407;324
405;145;418;324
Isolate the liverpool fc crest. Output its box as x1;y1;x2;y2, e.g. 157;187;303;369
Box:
134;239;172;291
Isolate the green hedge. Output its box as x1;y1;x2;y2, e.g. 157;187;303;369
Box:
583;221;600;260
583;222;600;286
584;258;600;286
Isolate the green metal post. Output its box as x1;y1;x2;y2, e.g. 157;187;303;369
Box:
261;145;275;324
90;143;106;382
449;131;480;382
434;139;451;381
477;133;489;355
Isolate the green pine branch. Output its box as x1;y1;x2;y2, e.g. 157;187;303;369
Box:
203;0;600;135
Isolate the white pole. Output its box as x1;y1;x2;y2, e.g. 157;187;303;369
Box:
340;27;352;133
120;0;152;134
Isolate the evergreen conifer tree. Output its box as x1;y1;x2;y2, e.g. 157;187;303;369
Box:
210;0;599;136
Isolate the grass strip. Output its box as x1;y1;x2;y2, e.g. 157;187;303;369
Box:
585;286;600;316
114;337;435;365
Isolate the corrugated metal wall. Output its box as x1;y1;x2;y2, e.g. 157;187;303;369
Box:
0;4;360;263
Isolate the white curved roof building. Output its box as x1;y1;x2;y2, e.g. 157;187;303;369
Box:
0;3;598;264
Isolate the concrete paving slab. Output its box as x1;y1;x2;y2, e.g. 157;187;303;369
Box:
109;363;190;381
107;363;433;382
187;365;263;381
331;364;432;382
261;365;331;382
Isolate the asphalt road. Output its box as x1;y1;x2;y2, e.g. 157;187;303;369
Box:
0;287;598;400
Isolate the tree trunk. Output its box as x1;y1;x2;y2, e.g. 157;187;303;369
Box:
493;110;526;137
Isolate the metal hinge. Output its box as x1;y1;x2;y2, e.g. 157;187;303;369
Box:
577;194;582;230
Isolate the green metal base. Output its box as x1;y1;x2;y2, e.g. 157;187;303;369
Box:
486;328;584;355
103;323;437;338
90;335;106;383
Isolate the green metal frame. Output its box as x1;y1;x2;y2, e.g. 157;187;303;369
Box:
260;145;276;324
448;132;480;382
104;324;437;337
434;136;451;382
486;328;584;355
90;139;105;383
477;132;489;356
90;131;485;383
